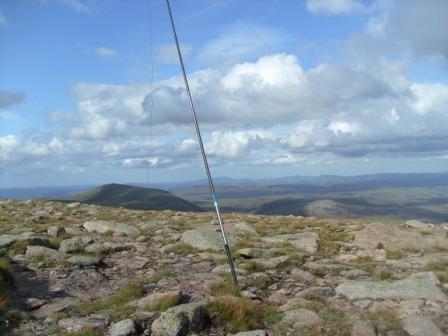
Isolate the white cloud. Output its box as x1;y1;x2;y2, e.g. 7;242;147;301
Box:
95;47;119;60
327;121;361;136
306;0;364;15
155;44;192;64
0;8;6;27
3;51;448;175
205;130;275;158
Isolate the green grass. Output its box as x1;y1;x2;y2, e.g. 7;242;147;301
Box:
367;309;404;335
207;296;279;333
146;268;175;283
375;267;393;281
209;277;241;297
74;278;147;321
10;240;29;255
144;293;180;312
320;308;352;336
244;261;265;273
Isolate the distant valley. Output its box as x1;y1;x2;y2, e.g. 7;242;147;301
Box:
1;172;448;222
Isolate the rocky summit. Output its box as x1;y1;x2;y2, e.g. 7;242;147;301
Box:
0;200;447;336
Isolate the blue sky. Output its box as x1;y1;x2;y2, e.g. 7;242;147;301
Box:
1;0;448;188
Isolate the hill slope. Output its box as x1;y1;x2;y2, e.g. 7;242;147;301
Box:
70;183;203;212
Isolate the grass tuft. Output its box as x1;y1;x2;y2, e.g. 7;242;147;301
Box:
207;296;278;333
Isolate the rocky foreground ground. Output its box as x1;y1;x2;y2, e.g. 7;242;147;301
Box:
0;200;447;336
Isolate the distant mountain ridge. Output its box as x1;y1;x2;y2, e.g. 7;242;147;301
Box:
68;183;203;212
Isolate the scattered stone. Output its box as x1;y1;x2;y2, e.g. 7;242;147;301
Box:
353;222;447;250
340;269;368;279
129;290;182;309
25;298;46;310
0;235;15;248
58;315;110;332
262;232;319;253
181;229;234;252
233;222;258;236
253;255;289;269
108;319;137;336
280;308;322;329
59;237;85;253
151;302;209;336
402;315;445;336
405;220;434;230
67;202;81;208
67;255;101;266
211;264;248;275
336;272;448;301
26;246;61;261
350;318;376;336
236;248;275;259
232;331;267;336
47;225;65;238
83;220;140;237
290;268;316;283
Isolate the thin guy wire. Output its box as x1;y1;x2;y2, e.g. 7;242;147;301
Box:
165;0;238;287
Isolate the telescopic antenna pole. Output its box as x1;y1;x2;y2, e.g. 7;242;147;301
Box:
165;0;238;287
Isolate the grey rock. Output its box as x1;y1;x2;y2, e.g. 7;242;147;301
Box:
353;222;447;251
232;331;267;336
108;319;137;336
262;232;319;253
405;220;434;230
47;225;65;238
83;220;140;237
151;302;209;336
0;235;15;248
129;290;182;309
25;298;46;310
253;255;289;269
350;318;376;336
59;237;84;253
181;229;235;251
402;315;445;336
67;202;81;208
236;248;275;259
26;246;61;261
58;315;110;332
233;222;258;236
336;272;447;301
290;269;316;283
211;264;248;275
280;308;322;328
67;255;101;266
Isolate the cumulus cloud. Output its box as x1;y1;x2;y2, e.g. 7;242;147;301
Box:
306;0;364;15
95;47;119;60
0;91;26;109
3;51;448;174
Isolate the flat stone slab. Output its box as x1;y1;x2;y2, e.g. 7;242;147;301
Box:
181;229;235;251
25;246;61;261
402;315;445;336
129;290;182;309
353;222;447;250
83;220;140;237
336;272;448;301
262;232;319;254
67;255;101;266
58;315;110;332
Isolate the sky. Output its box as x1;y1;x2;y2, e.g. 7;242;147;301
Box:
1;0;448;188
